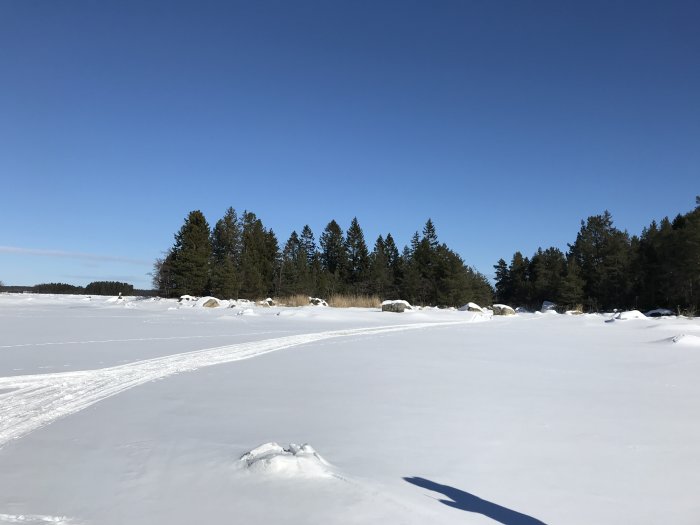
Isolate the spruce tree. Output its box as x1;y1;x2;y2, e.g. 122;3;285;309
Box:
320;220;347;293
239;211;278;298
493;258;510;304
170;210;211;296
369;235;391;297
209;207;241;298
280;230;309;296
345;217;370;294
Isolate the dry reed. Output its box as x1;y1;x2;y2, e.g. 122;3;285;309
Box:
327;294;381;308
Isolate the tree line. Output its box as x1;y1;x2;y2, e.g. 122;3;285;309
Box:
494;198;700;313
153;208;493;307
6;281;138;295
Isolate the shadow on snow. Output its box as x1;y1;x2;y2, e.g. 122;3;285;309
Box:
403;476;548;525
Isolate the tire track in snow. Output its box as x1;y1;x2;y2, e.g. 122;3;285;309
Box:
0;321;463;448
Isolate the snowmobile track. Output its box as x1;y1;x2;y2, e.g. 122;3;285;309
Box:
0;321;462;447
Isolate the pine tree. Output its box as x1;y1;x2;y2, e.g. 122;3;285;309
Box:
423;219;439;249
529;247;566;307
559;257;584;309
508;252;531;308
369;235;391;297
280;231;310;296
170;210;211;296
209;207;241;298
345;217;370;294
239;211;278;298
320;220;347;294
569;211;631;310
493;258;510;304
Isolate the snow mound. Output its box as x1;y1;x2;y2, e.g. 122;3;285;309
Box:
236;308;257;316
611;310;647;321
240;442;332;478
670;334;700;347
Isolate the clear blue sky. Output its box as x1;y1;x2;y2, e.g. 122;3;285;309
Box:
1;1;698;289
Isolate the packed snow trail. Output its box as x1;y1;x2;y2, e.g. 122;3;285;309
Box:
0;321;465;447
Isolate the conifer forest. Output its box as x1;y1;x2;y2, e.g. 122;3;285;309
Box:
154;199;700;313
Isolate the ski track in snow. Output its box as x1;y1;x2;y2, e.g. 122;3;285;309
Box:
0;321;463;448
0;514;75;524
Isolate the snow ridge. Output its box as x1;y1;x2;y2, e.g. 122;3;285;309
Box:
0;321;463;448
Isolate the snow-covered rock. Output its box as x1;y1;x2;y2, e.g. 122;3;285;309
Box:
541;301;558;314
608;310;647;321
201;298;220;308
309;297;328;307
381;300;412;313
458;302;484;313
239;442;332;478
645;308;675;317
492;304;515;316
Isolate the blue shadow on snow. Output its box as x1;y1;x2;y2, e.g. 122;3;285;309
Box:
403;476;548;525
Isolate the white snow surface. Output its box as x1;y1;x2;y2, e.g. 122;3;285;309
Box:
1;293;699;524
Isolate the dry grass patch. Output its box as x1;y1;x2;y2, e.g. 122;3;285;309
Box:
327;294;381;308
274;294;311;307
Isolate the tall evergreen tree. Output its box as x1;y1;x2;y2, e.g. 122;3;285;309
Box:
493;258;510;304
320;220;347;294
280;230;309;296
569;211;631;310
369;235;391;297
559;257;585;308
345;217;370;294
238;211;278;298
170;210;211;296
209;207;241;298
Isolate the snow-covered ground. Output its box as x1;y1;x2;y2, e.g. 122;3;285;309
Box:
0;294;699;524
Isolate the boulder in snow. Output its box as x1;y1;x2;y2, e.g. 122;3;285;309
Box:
309;297;328;307
645;308;675;318
458;302;485;313
381;300;412;313
202;298;220;308
541;301;558;313
492;304;515;316
259;298;276;307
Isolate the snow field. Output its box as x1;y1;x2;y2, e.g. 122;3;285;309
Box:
1;295;699;524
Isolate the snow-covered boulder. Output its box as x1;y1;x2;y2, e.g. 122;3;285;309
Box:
201;298;220;308
239;442;332;478
381;300;412;313
492;304;515;316
541;301;558;314
645;308;674;318
309;297;328;307
607;310;647;321
179;295;196;303
458;302;485;313
259;298;275;307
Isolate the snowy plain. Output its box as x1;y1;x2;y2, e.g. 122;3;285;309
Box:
0;294;699;525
